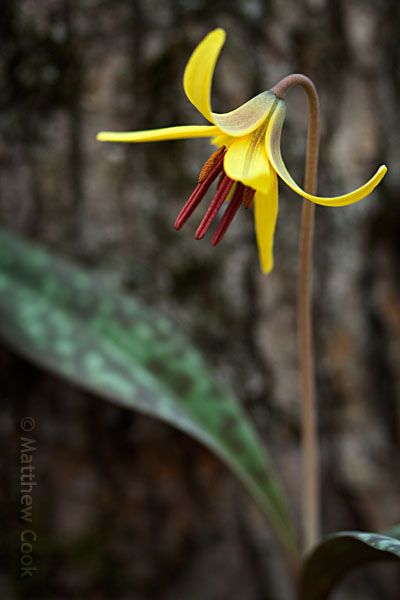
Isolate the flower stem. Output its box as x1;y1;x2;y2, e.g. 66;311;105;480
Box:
272;74;320;553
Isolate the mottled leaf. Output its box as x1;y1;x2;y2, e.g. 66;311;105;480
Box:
0;227;298;561
300;527;400;599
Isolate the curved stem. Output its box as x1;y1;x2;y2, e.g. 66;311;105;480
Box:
272;74;320;553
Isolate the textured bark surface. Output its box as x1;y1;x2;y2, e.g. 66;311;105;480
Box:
1;1;400;598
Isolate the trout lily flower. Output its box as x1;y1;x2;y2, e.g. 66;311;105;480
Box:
97;29;387;273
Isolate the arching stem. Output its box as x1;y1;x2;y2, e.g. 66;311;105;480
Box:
272;74;320;553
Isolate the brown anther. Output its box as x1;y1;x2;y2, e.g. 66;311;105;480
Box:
198;146;226;184
243;187;255;209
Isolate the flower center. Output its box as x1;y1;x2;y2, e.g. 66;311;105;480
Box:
174;147;256;246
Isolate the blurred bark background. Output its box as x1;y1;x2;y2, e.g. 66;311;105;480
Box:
1;0;400;598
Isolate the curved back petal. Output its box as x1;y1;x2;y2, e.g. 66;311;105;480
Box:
97;125;220;143
266;103;387;207
183;28;226;123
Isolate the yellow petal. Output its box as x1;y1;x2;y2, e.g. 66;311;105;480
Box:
266;102;387;207
224;125;271;193
211;134;233;148
254;173;278;273
213;92;278;136
183;28;226;123
96;125;220;143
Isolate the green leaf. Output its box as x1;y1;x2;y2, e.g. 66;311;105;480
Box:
300;527;400;599
0;227;298;562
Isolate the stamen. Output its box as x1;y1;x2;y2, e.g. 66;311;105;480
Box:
174;183;204;230
198;146;226;184
195;176;235;240
243;186;255;209
174;147;226;230
216;172;225;189
212;183;244;246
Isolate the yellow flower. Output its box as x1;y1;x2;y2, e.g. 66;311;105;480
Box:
97;29;387;273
